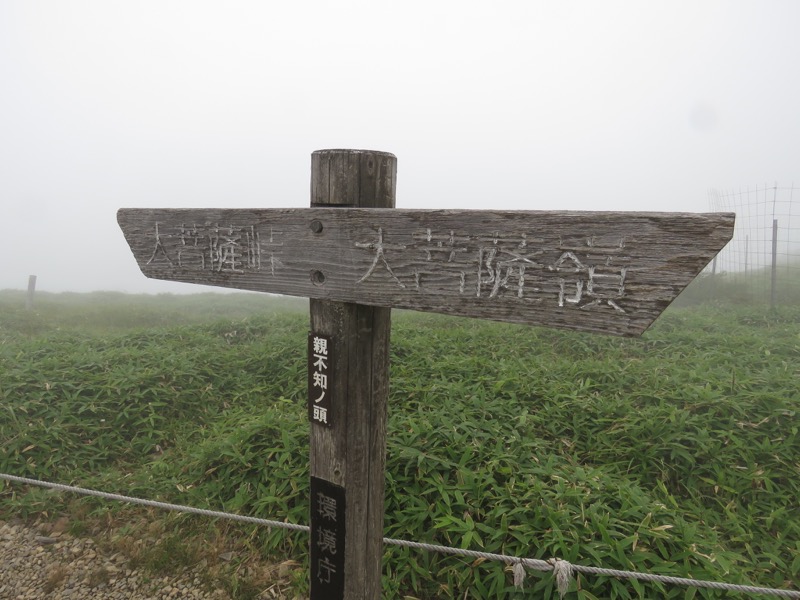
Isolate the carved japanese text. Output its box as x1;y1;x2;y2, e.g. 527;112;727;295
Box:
355;228;631;313
146;223;282;275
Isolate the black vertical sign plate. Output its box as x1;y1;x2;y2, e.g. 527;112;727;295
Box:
308;333;333;427
310;476;346;598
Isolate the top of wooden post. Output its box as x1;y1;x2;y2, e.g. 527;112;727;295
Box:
311;150;397;208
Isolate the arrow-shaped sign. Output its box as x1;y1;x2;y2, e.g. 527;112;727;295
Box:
118;207;733;336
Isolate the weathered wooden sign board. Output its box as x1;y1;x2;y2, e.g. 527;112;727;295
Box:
118;149;734;599
118;208;733;337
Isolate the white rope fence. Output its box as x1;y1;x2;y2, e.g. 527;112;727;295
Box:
2;473;799;599
384;538;800;598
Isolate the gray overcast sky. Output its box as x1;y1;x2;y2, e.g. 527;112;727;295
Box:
2;1;798;293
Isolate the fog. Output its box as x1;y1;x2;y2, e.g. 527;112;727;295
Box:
2;1;799;293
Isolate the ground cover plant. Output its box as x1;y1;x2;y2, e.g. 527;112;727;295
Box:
0;290;798;598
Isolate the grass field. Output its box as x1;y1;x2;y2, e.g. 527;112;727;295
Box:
1;290;798;598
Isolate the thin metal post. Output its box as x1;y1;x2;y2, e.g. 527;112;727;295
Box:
771;219;778;308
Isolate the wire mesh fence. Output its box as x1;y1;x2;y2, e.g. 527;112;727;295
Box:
701;183;799;306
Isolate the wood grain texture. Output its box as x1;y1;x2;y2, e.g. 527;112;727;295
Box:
308;149;394;599
118;206;734;337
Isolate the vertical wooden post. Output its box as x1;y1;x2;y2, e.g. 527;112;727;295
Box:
25;275;37;311
309;149;396;599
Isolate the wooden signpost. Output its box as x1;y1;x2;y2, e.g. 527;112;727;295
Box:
118;149;734;599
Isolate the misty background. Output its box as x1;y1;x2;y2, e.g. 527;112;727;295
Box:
2;1;799;294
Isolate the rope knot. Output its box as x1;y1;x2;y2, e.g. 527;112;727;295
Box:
512;560;526;590
548;557;575;598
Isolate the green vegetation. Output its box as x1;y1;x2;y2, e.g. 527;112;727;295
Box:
674;264;800;307
0;289;306;338
1;290;798;598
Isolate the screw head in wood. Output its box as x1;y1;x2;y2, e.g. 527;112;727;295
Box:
310;220;323;233
311;270;326;286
